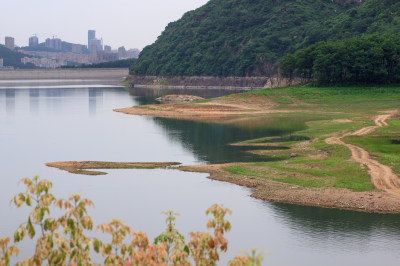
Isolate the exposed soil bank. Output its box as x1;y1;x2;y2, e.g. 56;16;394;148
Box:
179;164;400;213
114;94;293;121
46;161;181;175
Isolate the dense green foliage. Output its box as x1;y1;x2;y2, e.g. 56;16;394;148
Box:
62;58;135;69
281;34;400;83
0;45;34;68
131;0;400;77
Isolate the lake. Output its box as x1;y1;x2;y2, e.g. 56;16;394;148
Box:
1;83;400;265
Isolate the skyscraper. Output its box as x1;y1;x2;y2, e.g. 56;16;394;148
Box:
5;37;14;50
29;36;39;47
88;30;95;48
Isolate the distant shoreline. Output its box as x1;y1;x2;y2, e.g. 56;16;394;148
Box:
0;68;129;80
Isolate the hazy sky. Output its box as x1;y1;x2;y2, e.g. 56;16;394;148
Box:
1;0;209;50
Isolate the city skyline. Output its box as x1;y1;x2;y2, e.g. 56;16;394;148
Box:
0;0;209;50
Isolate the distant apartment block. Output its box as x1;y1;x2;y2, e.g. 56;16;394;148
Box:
118;46;126;59
97;52;117;62
29;36;39;47
5;37;15;50
126;48;140;58
45;38;62;50
21;56;62;69
71;44;83;54
89;38;103;54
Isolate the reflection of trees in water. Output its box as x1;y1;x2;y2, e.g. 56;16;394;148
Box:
269;202;400;241
151;117;308;164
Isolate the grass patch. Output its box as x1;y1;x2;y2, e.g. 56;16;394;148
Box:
274;176;327;187
266;141;374;191
245;85;400;113
223;166;268;177
226;114;376;191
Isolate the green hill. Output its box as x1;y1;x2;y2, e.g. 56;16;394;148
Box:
131;0;400;77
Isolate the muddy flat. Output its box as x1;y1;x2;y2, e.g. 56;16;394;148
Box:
114;94;294;121
46;161;181;175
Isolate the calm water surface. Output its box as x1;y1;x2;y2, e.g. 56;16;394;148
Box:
1;85;400;265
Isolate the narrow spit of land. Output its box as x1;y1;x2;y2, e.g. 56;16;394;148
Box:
326;111;400;196
45;161;181;175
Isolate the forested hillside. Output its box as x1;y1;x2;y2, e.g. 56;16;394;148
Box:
131;0;400;77
281;34;400;83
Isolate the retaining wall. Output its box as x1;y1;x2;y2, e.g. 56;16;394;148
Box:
0;68;129;80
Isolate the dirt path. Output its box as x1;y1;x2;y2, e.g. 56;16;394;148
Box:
325;111;400;196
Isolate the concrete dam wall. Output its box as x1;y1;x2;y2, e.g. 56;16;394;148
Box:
0;68;129;80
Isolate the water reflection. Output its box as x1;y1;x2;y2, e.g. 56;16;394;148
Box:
269;202;400;255
5;89;15;115
88;88;104;115
29;89;40;114
152;116;314;163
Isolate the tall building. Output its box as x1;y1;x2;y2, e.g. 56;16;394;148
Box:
29;36;39;47
89;38;103;54
5;37;14;50
88;30;95;48
118;46;126;59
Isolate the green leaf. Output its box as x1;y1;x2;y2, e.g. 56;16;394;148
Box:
14;231;20;242
93;239;101;253
26;218;36;239
184;245;190;255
